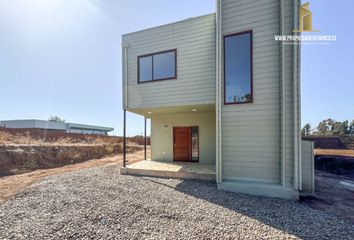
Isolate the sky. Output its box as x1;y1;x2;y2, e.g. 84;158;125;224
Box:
301;0;354;128
0;0;353;136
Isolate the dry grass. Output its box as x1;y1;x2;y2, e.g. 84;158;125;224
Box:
1;131;102;145
315;149;354;157
0;148;150;204
0;131;148;146
0;131;33;144
0;131;121;146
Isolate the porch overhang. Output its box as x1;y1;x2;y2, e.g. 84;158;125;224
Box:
127;104;215;118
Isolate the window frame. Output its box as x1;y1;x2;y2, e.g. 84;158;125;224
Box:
137;49;177;84
223;30;253;105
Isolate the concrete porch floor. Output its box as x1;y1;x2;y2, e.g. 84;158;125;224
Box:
120;160;216;181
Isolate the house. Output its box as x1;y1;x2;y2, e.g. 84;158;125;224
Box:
0;119;113;135
121;0;315;200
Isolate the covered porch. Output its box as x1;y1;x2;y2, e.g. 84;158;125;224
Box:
120;160;215;181
121;104;216;179
121;104;216;181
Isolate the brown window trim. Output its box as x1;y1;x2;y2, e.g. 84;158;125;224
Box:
223;30;253;105
137;49;177;84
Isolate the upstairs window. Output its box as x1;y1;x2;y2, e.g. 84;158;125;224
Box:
224;31;253;104
138;49;177;83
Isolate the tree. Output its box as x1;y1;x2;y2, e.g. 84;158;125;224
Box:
48;116;66;123
349;120;354;135
317;119;331;135
342;120;350;135
331;121;344;135
301;123;311;136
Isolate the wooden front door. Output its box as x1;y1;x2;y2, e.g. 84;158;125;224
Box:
173;127;191;161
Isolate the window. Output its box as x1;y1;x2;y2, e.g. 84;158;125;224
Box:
191;126;199;162
224;31;253;104
138;49;176;83
139;56;152;82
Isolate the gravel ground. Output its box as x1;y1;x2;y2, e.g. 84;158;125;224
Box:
1;164;354;240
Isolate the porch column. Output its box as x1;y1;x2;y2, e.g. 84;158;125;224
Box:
144;117;147;160
123;109;126;167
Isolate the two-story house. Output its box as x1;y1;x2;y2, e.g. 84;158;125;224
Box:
121;0;315;200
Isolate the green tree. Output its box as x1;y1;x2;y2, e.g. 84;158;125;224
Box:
342;120;350;135
349;120;354;135
331;121;344;135
317;119;331;135
48;116;66;123
301;123;311;136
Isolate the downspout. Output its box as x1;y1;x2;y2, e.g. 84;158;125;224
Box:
122;41;129;110
280;0;286;186
293;0;300;190
122;41;129;168
215;0;222;184
297;0;302;191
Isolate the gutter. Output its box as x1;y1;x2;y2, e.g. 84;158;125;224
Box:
293;0;301;190
122;41;129;110
280;0;286;186
297;0;302;190
215;0;222;184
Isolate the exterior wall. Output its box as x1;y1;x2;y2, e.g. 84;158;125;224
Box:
67;123;113;134
218;0;298;185
151;112;215;164
301;140;315;194
122;14;216;110
0;120;67;131
0;120;112;135
67;129;108;135
0;120;36;129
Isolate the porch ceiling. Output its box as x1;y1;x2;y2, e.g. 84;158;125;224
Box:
127;104;215;118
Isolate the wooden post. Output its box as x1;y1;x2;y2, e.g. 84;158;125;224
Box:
123;109;126;167
144;117;147;160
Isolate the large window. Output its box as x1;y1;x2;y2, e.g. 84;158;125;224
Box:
224;31;253;104
138;49;177;83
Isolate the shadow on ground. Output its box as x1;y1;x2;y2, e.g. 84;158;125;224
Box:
145;177;353;239
300;170;354;223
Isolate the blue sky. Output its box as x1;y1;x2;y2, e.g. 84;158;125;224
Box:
301;0;354;128
0;0;353;135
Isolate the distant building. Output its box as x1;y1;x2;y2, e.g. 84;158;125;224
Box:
0;119;113;135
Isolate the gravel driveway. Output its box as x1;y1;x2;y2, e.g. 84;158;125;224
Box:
1;163;353;240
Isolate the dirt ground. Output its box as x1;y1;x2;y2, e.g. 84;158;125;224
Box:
300;149;354;223
0;149;150;204
301;170;354;223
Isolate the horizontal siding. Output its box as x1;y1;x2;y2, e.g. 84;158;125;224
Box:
123;14;216;109
221;0;281;183
301;141;314;193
